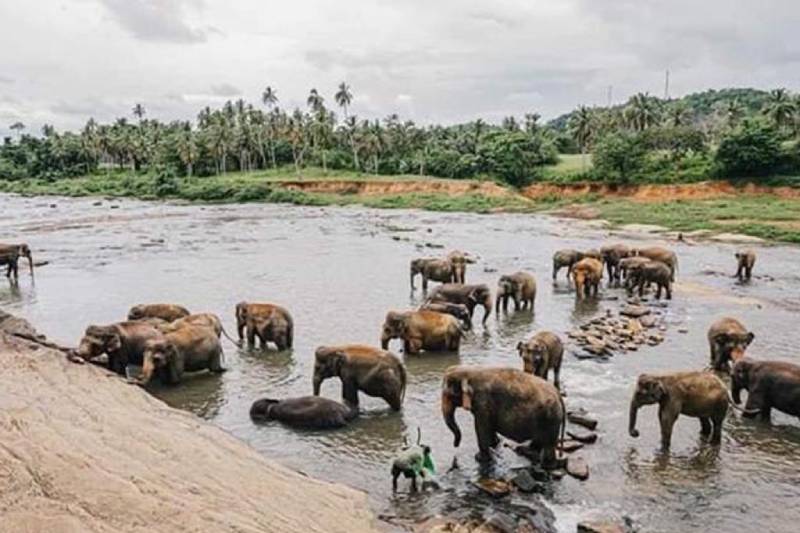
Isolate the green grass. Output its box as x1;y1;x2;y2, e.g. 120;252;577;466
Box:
538;154;594;183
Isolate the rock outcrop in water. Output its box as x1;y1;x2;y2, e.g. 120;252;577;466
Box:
0;312;378;533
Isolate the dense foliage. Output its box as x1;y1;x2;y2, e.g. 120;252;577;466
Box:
2;85;800;187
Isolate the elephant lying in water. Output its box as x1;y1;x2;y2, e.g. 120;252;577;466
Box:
0;243;34;281
134;324;226;385
128;303;191;323
250;396;357;429
313;344;407;411
732;358;800;421
441;366;565;466
76;320;164;375
628;371;729;450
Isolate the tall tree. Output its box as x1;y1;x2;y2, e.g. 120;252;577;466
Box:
762;88;796;132
335;82;360;170
261;86;279;168
625;93;661;131
9;121;25;140
569;105;596;156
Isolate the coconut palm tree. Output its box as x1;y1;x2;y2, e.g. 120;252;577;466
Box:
524;113;541;135
502;116;519;131
9;121;25;140
176;125;199;176
762;88;797;132
132;103;146;122
261;86;279;168
569;106;596;153
625;93;661;131
718;99;744;130
335;82;359;170
665;104;689;127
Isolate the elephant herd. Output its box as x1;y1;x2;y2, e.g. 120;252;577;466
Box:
15;235;800;493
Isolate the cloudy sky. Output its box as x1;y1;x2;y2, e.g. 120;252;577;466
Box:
1;0;799;136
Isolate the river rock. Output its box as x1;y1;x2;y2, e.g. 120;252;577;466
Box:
474;478;512;498
620;305;650;318
640;315;658;328
567;410;598;431
511;469;541;493
567;430;598;444
566;457;589;481
560;440;584;453
577;520;627;533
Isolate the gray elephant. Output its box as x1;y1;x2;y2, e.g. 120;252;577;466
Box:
626;261;672;299
495;272;536;313
135;323;226;385
517;331;563;389
418;301;471;329
313;344;407;411
633;246;678;281
128;303;191;323
76;320;164;375
600;243;632;283
735;249;756;281
552;249;583;282
235;302;294;350
441;365;564;465
707;317;754;372
732;358;800;421
381;310;462;354
250;396;357;429
0;243;34;281
447;250;475;284
410;258;454;291
426;283;492;325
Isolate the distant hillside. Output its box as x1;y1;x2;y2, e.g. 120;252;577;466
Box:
548;87;771;131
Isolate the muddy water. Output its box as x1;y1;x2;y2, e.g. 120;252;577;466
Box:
2;193;800;532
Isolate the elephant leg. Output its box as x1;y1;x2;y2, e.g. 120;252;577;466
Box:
246;324;256;346
209;349;225;373
743;387;768;420
410;475;418;493
553;366;561;390
665;282;672;300
552;265;558;281
406;337;423;355
736;265;743;280
342;379;359;408
391;466;401;492
513;293;521;311
474;416;496;460
655;283;662;299
658;405;679;451
711;414;724;444
699;417;712;436
107;353;125;376
746;267;753;280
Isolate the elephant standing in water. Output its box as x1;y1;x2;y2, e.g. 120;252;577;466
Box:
313;344;407;411
426;283;492;326
381;310;462;354
552;249;583;282
600;243;631;284
627;261;672;299
633;246;678;281
571;258;603;299
76;321;164;375
128;303;191;323
235;302;294;350
135;324;226;385
628;371;729;450
0;243;34;281
159;313;239;344
732;358;800;421
441;366;564;466
418;301;472;329
735;250;756;281
250;396;357;429
409;258;456;291
495;272;536;313
517;331;563;389
707;317;754;372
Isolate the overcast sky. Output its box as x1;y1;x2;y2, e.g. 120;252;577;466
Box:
1;0;799;137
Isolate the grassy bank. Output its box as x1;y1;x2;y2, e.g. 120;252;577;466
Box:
3;168;800;243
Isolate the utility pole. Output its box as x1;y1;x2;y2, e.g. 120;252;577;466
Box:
664;69;670;100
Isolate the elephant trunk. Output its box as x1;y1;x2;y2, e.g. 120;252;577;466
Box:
380;332;391;350
26;252;34;277
441;393;461;447
138;354;156;386
628;399;641;438
313;375;322;396
410;269;415;290
494;293;502;314
731;379;743;404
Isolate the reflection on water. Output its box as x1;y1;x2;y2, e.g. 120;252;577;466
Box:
3;193;800;532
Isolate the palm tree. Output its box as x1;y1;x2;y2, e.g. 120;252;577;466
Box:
261;86;279;168
524;113;541;135
625;93;661;131
132;103;146;122
762;88;797;132
719;99;744;130
665;104;689;127
569;106;596;154
307;88;324;113
335;82;359;170
502;116;519;131
176;125;199;176
9;121;25;140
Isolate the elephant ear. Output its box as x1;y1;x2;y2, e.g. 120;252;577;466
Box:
332;350;347;375
652;380;668;400
106;333;122;353
460;379;473;411
745;332;755;346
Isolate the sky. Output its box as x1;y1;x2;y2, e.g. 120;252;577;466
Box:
1;0;799;137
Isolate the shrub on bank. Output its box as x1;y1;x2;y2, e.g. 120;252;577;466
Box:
715;120;782;178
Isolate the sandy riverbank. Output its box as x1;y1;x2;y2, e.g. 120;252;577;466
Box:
0;311;379;533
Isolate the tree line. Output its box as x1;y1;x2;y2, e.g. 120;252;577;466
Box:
2;85;800;186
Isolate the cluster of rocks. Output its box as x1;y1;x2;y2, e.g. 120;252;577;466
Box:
567;301;669;360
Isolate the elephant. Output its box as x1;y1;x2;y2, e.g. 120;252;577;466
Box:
313;344;407;411
552;249;583;281
618;257;652;281
418;301;471;329
410;258;454;291
495;272;536;313
235;302;294;350
381;310;462;354
128;303;191;323
707;317;754;372
250;396;357;429
517;331;563;389
633;246;678;281
732;358;800;421
628;371;729;450
0;243;33;281
441;366;565;465
135;324;225;385
583;249;603;261
626;261;672;299
76;320;165;375
447;250;475;284
159;313;240;345
600;243;632;283
571;258;603;299
735;249;756;281
426;283;492;325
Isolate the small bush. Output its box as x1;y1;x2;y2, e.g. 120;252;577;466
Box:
715;120;781;178
592;132;647;184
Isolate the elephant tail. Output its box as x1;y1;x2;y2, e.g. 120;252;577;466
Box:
220;323;241;347
709;373;761;415
557;393;567;455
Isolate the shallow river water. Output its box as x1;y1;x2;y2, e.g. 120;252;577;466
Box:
2;193;800;532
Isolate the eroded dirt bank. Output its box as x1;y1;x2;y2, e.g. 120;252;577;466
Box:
0;312;378;533
522;180;800;201
278;178;514;197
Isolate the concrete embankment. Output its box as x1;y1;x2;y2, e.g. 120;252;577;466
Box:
0;311;378;533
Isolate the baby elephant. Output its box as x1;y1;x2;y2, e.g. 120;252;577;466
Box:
495;272;536;313
250;396;357;429
313;344;407;411
517;331;563;389
735;249;756;281
627;261;672;300
419;301;471;329
732;358;800;421
628;371;729;450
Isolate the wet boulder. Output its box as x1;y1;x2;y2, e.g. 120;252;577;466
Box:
566;456;589;481
567;409;598;431
620;305;650;318
577;520;629;533
567;430;598;444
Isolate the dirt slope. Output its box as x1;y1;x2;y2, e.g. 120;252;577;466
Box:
522;181;800;202
278;179;513;197
0;313;378;533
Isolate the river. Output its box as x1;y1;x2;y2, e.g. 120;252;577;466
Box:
2;193;799;532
